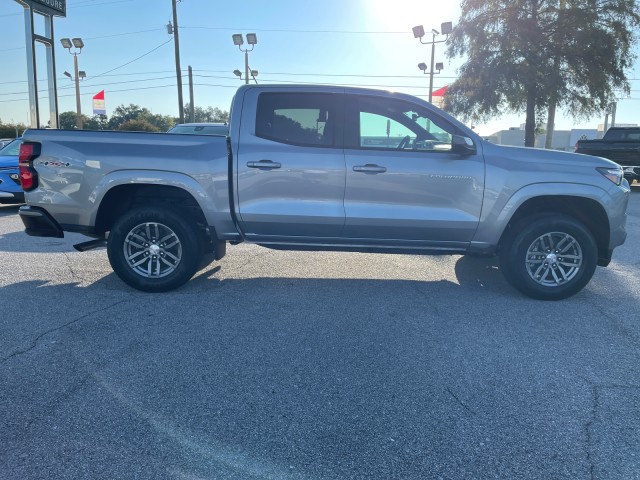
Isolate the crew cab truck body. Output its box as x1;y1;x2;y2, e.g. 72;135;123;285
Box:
18;85;630;299
575;127;640;185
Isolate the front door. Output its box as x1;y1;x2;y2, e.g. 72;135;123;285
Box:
343;94;485;248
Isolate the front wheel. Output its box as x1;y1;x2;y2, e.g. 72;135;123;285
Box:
107;207;202;292
499;214;598;300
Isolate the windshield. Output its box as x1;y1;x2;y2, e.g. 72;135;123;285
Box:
0;139;20;156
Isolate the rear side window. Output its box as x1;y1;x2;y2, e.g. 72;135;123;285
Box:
256;93;340;147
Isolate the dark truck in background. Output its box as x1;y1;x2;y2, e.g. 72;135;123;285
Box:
575;127;640;186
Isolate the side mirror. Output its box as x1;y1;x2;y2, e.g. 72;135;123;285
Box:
451;135;477;155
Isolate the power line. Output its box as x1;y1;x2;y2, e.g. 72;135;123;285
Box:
0;82;240;104
84;28;165;41
181;26;412;35
5;83;640;105
90;38;174;79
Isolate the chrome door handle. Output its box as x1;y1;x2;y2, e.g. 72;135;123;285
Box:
353;164;387;173
247;160;281;169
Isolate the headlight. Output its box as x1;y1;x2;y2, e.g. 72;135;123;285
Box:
597;166;623;185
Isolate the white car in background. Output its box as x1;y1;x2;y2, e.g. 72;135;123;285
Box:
167;123;228;135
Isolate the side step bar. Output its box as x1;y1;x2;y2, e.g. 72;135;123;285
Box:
73;239;107;252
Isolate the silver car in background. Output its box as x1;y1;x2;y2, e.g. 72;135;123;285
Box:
167;123;229;136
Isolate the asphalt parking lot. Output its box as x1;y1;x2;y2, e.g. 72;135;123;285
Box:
1;190;639;480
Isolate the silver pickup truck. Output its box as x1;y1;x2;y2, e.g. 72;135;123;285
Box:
17;85;629;299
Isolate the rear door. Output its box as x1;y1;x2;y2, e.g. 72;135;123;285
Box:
235;89;345;240
343;94;485;247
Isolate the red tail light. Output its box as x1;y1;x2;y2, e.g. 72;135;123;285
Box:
19;142;40;191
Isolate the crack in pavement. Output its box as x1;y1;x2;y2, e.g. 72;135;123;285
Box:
445;387;476;416
226;249;274;276
585;384;599;480
584;297;640;348
0;299;131;365
62;252;81;281
582;379;640;480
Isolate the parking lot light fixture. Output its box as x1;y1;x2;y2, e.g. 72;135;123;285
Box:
412;25;425;39
71;38;84;50
441;22;453;35
233;34;258;85
60;37;85;129
413;22;452;103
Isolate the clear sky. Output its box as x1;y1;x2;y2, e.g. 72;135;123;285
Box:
1;0;639;137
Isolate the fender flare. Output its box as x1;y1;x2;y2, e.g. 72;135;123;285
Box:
87;169;216;227
473;182;611;248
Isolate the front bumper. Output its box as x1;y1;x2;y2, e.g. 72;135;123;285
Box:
19;206;64;238
0;169;23;203
623;166;640;180
0;191;24;204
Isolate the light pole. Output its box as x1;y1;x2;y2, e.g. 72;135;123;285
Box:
232;33;258;85
413;22;452;103
60;37;85;129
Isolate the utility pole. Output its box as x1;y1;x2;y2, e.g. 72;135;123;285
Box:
188;65;195;122
171;0;184;123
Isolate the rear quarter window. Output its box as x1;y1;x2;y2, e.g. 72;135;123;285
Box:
255;93;339;147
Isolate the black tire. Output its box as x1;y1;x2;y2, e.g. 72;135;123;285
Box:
499;214;598;300
107;207;202;292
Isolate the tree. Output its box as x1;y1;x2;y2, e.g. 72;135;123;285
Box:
84;114;109;131
58;112;108;130
445;0;640;146
106;104;172;131
184;103;229;123
117;119;161;132
0;120;27;138
107;104;146;130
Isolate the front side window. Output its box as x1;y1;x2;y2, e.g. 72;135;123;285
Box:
357;96;455;152
256;93;339;147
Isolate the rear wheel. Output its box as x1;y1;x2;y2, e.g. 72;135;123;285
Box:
107;207;202;292
499;214;598;300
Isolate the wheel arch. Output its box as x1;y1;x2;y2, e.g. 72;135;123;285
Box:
498;195;610;265
94;184;208;238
